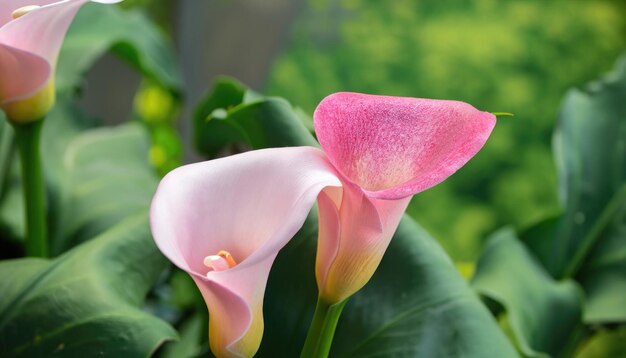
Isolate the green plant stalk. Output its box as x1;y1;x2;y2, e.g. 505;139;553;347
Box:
300;297;347;358
13;120;48;257
564;184;626;278
0;123;15;201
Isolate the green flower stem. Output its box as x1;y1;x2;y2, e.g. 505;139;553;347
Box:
13;120;48;257
300;297;347;358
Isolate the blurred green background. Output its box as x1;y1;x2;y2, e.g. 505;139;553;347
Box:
263;0;626;264
95;0;626;264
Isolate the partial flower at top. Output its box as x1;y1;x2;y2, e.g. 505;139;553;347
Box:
0;0;120;123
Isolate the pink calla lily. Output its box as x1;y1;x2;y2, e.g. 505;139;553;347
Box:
313;92;496;302
0;0;120;122
150;92;495;355
150;147;341;358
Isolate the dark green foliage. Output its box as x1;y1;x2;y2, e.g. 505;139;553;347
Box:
193;77;317;158
472;55;626;356
0;213;176;357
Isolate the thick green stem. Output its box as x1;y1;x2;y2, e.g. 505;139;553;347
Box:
300;297;347;358
13;120;48;257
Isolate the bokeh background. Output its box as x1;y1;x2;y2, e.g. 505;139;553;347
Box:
88;0;626;264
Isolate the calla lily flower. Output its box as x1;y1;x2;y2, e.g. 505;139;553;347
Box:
150;92;495;356
0;0;120;123
150;147;341;358
313;92;496;303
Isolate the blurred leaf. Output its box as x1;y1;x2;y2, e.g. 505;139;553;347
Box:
576;327;626;358
576;201;626;323
194;77;317;158
472;228;583;358
50;123;158;254
160;314;205;358
58;3;181;94
523;55;626;324
547;55;626;278
0;212;176;357
258;215;518;357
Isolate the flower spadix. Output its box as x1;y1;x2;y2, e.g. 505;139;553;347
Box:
314;92;496;303
150;147;340;358
0;0;120;123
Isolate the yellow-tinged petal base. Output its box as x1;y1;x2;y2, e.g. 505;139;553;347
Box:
209;301;264;358
2;79;55;124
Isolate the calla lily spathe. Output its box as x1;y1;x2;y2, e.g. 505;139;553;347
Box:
150;147;341;358
313;93;496;303
150;93;495;357
0;0;120;122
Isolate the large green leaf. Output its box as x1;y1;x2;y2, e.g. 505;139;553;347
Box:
0;113;157;256
57;3;181;94
257;215;518;357
472;229;583;358
523;55;626;323
0;212;176;357
50;122;158;254
193;77;317;158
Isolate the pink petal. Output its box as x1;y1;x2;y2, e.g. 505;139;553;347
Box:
314;92;496;199
0;0;121;104
0;44;50;105
316;182;411;303
0;1;58;27
150;147;341;357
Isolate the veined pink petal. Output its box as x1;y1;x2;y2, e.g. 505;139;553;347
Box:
314;92;496;199
150;147;341;358
0;0;121;105
316;182;410;303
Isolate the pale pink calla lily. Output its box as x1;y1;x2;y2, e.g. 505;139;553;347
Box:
150;147;341;358
0;0;120;122
313;92;496;303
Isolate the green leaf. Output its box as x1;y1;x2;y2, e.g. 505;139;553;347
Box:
50;122;158;254
522;55;626;324
258;215;518;357
549;55;626;278
0;212;176;357
58;3;181;94
576;327;626;358
193;77;317;158
576;200;626;323
472;228;583;358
